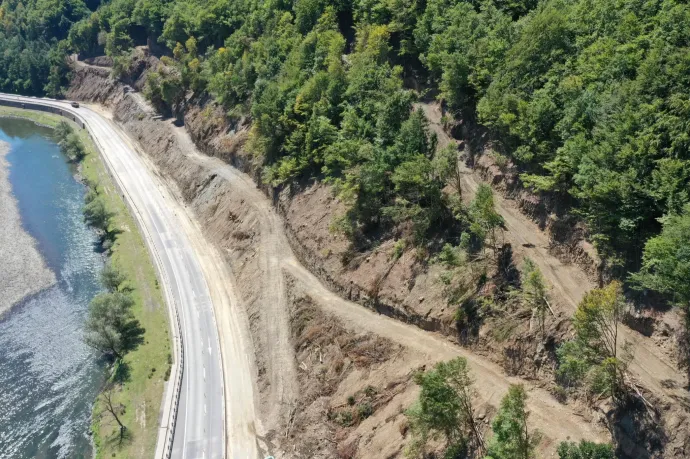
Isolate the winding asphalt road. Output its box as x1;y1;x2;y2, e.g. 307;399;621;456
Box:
0;94;229;458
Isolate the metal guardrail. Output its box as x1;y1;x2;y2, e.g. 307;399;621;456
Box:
0;97;185;459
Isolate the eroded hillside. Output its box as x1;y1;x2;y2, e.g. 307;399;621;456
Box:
66;53;689;457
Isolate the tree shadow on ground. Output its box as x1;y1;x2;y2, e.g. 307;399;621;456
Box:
93;227;123;254
103;425;133;450
495;243;520;292
113;361;131;384
122;319;146;355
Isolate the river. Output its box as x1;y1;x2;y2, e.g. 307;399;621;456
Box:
0;118;104;459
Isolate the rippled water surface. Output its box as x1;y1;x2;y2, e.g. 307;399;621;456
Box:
0;118;104;459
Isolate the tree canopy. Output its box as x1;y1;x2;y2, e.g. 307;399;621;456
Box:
4;0;688;412
632;204;690;309
485;384;540;459
84;291;143;360
5;0;687;275
406;357;484;457
0;0;89;95
557;281;630;400
557;440;615;459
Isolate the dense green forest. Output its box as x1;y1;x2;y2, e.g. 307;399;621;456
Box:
0;0;87;94
4;0;687;454
2;0;689;291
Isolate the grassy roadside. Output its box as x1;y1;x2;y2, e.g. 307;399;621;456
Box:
0;106;172;458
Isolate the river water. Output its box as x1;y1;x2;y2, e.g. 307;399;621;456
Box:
0;118;103;458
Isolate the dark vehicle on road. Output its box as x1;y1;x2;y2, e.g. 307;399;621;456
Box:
70;101;79;108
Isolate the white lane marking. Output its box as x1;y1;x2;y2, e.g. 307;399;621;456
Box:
204;404;207;414
208;338;212;355
203;366;206;380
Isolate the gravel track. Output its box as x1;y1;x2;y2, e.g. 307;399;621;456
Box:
164;119;610;455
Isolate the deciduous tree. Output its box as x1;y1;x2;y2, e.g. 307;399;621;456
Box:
83;197;112;233
520;258;551;339
468;184;504;256
97;382;127;442
486;385;540;459
557;440;614;459
632;204;690;375
406;357;484;457
433;144;463;198
557;281;630;400
101;263;127;293
84;292;143;360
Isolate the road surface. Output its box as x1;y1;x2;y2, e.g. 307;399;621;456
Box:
0;94;258;458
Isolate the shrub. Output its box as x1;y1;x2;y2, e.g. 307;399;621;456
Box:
357;402;373;419
557;440;614;459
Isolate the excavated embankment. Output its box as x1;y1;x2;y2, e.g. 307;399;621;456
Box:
69;60;461;344
67;66;435;455
67;58;689;458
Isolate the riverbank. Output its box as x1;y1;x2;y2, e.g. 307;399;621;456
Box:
0;139;55;317
0;106;172;459
0;117;104;458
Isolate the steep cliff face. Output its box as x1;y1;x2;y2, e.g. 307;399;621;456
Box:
68;64;121;104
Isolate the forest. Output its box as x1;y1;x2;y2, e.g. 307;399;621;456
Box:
2;0;688;276
1;0;687;352
3;0;688;455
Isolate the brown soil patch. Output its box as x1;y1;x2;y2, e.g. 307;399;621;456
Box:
68;59;688;457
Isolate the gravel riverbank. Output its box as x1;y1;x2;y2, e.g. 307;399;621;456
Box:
0;140;56;317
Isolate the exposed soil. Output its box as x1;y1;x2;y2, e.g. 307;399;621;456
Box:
418;101;690;457
67;56;689;457
284;276;418;458
419;104;690;457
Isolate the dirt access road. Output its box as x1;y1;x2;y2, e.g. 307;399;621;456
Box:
416;102;688;411
162;116;608;455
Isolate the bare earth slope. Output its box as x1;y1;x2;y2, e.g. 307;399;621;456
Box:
93;93;607;456
0;140;56;317
174;122;609;452
418;101;688;412
66;60;687;456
